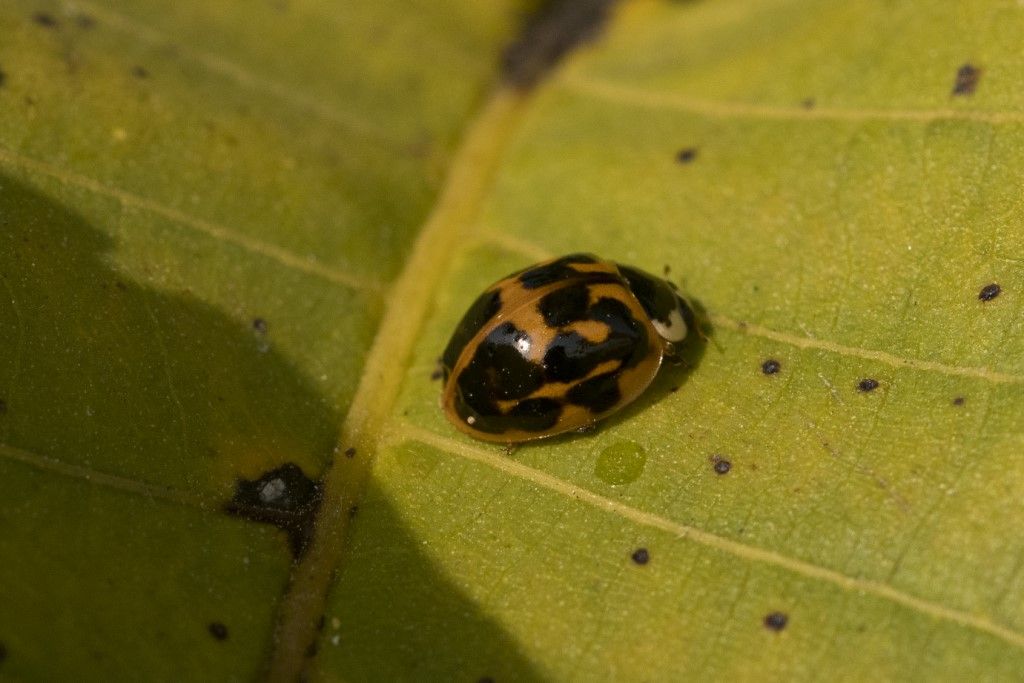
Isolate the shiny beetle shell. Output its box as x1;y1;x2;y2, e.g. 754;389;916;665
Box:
440;253;695;443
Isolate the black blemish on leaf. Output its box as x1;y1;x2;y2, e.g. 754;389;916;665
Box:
952;64;982;96
663;264;671;277
224;463;323;559
252;317;268;334
0;70;6;88
978;283;1001;302
502;0;617;89
630;548;650;565
763;611;788;631
952;396;966;406
0;399;6;415
0;641;6;662
801;98;815;109
711;455;731;475
857;378;879;392
344;447;356;459
676;147;698;164
317;615;325;631
761;359;781;375
208;622;229;641
478;678;496;683
32;12;58;27
348;505;359;518
75;13;96;29
306;641;318;658
131;65;149;79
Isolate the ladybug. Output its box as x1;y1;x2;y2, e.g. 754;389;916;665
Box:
440;253;696;443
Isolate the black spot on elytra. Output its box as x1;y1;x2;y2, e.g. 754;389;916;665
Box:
224;463;322;558
131;65;149;79
516;253;601;289
442;289;502;371
465;322;544;401
711;455;731;474
857;378;879;392
538;282;591;326
952;396;966;406
32;12;58;28
501;0;616;89
566;371;621;413
676;147;698;163
978;283;1001;302
763;612;788;631
543;298;648;384
761;359;780;375
952;63;982;96
631;548;650;565
208;622;229;641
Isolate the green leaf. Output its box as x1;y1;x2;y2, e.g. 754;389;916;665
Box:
4;0;1024;681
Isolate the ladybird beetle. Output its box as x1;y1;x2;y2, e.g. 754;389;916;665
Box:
440;253;696;443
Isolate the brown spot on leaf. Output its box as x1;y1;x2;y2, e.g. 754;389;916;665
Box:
676;147;698;164
208;622;229;641
502;0;617;88
630;548;650;565
952;64;982;96
952;396;966;406
32;12;58;28
224;463;322;558
761;359;780;375
978;283;1001;302
763;611;788;631
857;378;879;392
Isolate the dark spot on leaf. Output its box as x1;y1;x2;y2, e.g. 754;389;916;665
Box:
306;641;318;657
676;147;698;164
208;622;229;641
0;399;6;415
131;65;149;79
252;317;268;334
32;12;58;28
952;63;981;96
952;396;966;406
114;280;127;291
317;615;325;631
630;548;650;565
711;455;731;475
0;70;6;88
0;641;6;662
75;13;95;29
761;359;781;375
344;447;356;458
348;505;359;518
430;367;444;381
801;98;815;109
668;385;679;393
478;678;495;683
224;463;322;559
502;0;616;88
663;264;671;277
763;612;788;631
857;378;879;392
978;283;1001;302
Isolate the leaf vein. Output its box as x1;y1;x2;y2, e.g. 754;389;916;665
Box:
394;422;1024;651
0;145;381;293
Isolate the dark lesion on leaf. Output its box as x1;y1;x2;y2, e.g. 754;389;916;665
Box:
501;0;618;89
224;463;323;559
951;63;982;96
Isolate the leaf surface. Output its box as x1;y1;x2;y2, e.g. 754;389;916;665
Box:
3;0;1024;681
